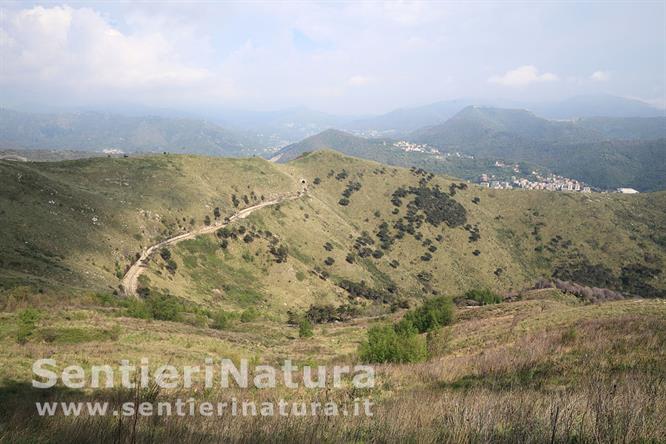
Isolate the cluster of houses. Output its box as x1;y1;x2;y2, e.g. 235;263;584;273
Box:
392;140;439;154
479;173;592;193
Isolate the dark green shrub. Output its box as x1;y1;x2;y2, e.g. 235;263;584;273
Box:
359;323;427;364
147;294;183;321
399;296;454;333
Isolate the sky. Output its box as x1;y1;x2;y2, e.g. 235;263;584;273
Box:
1;1;665;115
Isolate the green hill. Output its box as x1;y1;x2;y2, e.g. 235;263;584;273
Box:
275;129;545;182
410;107;666;191
1;150;664;307
411;106;602;149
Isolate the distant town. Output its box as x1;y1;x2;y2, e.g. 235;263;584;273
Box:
390;140;640;194
477;162;639;194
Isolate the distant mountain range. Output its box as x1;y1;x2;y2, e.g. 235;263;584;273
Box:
0;108;265;157
2;95;664;190
529;95;665;120
410;106;602;156
277;107;666;191
341;94;664;136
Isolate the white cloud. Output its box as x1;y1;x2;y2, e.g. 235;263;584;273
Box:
347;75;371;87
0;5;214;99
590;70;610;81
488;65;558;87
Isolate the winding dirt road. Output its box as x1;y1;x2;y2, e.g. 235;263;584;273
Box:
121;191;303;297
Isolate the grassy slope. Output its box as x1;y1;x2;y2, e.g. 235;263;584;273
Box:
1;293;665;442
2;150;665;309
0;155;298;293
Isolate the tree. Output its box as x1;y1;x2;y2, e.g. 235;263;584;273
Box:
213;207;221;219
204;215;211;226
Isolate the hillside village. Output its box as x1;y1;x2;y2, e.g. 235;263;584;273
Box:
479;171;593;193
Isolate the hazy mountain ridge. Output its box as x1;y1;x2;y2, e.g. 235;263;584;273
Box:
411;106;603;148
342;94;664;136
0;108;264;157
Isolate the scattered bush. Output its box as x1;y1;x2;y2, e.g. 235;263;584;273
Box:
338;279;396;303
269;244;289;263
